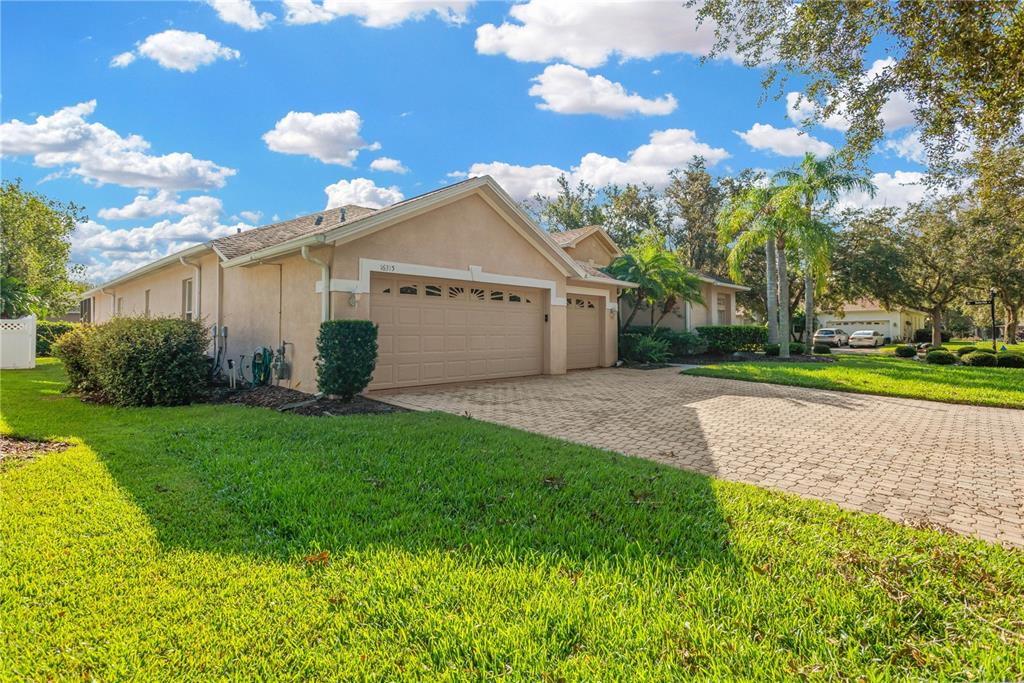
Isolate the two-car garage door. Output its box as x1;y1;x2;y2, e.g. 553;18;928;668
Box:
369;274;544;389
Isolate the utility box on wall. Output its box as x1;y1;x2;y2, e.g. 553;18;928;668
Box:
1;315;37;369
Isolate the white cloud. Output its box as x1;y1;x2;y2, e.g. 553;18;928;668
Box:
785;59;917;135
475;0;719;68
324;178;404;209
369;156;409;174
283;0;472;27
110;51;136;68
0;101;236;190
238;210;263;222
528;64;676;117
73;198;254;281
736;123;834;157
98;191;222;221
207;0;274;30
835;171;931;211
455;128;729;200
262;110;379;165
112;30;240;72
884;131;926;164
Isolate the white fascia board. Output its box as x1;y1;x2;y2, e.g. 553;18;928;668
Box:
81;243;211;299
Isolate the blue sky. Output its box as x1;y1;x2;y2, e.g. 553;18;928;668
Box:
1;1;927;282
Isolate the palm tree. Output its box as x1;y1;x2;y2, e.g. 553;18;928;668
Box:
774;154;875;338
717;185;796;354
606;242;703;331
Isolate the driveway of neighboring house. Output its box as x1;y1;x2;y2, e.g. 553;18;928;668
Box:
371;368;1024;548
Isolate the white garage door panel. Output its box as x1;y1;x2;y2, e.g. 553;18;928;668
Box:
567;295;601;370
370;274;544;389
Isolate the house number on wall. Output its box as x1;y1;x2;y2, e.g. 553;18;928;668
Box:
379;264;396;272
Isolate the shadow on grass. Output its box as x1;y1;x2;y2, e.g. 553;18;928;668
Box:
2;363;740;576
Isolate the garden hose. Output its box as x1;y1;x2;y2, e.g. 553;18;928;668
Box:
251;346;273;386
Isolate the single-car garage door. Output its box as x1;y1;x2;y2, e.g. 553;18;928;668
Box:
567;295;601;370
369;274;543;389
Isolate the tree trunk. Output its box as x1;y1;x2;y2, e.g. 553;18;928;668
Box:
776;236;791;358
765;240;779;344
620;297;640;332
804;267;814;343
1005;304;1019;344
930;307;943;346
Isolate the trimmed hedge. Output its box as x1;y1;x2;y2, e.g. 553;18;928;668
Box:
52;324;98;394
764;342;807;357
316;320;378;400
996;352;1024;368
894;345;917;358
811;344;832;354
955;345;977;357
972;346;997;354
695;325;768;353
962;351;997;367
623;327;707;356
36;320;79;357
54;317;208;406
914;328;951;343
925;349;957;365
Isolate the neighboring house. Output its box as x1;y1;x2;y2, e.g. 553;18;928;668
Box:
81;177;635;392
819;299;928;342
618;271;750;332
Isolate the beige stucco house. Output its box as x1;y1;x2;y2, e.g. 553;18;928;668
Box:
819;299;928;342
619;271;750;331
81;177;636;392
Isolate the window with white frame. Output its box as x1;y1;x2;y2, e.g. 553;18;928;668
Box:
182;278;194;321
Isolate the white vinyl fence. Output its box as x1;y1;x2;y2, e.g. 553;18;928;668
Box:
1;315;37;369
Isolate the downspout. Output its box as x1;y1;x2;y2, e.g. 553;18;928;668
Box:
301;245;330;322
179;255;202;319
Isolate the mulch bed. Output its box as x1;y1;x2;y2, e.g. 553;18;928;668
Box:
223;385;406;417
1;436;73;471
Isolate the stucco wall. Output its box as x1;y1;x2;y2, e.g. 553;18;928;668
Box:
620;282;739;332
562;234;615;267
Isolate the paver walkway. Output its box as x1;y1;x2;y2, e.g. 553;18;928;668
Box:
372;368;1024;547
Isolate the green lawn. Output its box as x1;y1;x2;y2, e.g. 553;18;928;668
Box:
879;340;1024;355
3;360;1023;680
686;354;1024;409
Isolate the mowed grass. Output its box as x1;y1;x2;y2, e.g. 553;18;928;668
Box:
686;354;1024;409
2;361;1023;680
880;340;1024;354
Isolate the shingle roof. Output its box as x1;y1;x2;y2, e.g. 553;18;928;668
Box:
549;226;601;247
695;270;739;286
212;205;378;260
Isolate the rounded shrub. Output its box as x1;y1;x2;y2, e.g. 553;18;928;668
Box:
317;320;378;400
925;349;957;365
954;345;977;357
633;334;671;364
84;317;209;406
812;344;832;354
789;342;806;355
52;324;98;393
971;346;997;354
962;351;997;367
996;352;1024;368
894;345;917;358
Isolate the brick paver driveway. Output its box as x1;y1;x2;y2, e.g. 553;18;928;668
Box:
371;368;1024;547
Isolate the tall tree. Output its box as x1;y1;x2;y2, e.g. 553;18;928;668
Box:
695;0;1024;170
602;182;669;250
774;154;874;336
663;157;728;277
527;175;604;232
718;185;806;356
0;179;87;317
606;237;703;332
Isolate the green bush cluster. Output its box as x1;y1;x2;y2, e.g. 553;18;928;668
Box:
53;317;208;406
894;345;917;358
913;328;951;343
925;349;957;365
996;352;1024;368
36;320;79;357
955;345;978;357
961;351;997;367
695;325;768;353
316;320;378;400
764;342;806;357
633;335;671;363
623;327;707;357
811;344;832;354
